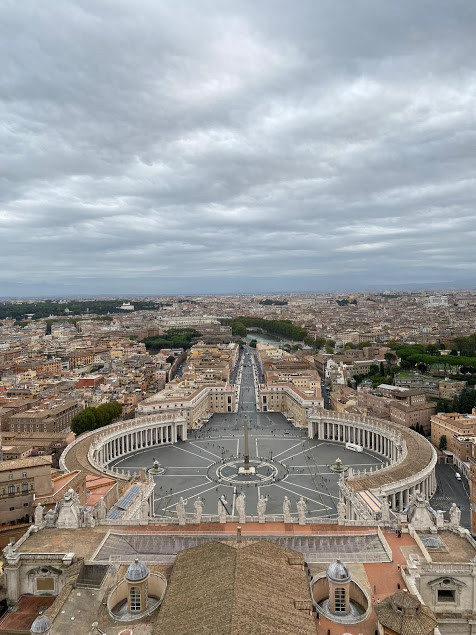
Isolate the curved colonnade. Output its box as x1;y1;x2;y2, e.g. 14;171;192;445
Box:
60;409;437;524
60;413;187;481
308;410;437;519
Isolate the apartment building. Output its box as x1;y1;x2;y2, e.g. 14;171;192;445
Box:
137;380;236;428
388;401;436;434
439;380;466;400
431;412;476;461
259;383;323;426
7;399;83;433
0;456;53;524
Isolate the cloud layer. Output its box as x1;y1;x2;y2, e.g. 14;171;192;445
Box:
1;0;475;295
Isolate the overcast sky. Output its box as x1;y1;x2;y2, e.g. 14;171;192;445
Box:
1;0;475;297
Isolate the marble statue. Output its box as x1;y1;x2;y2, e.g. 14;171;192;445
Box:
236;492;246;524
450;503;461;528
283;496;292;523
45;509;56;528
97;497;107;521
337;500;346;522
84;510;96;528
218;495;228;523
380;496;390;523
436;509;445;528
34;503;44;527
257;495;267;523
141;497;150;521
177;497;187;526
297;497;307;526
56;488;81;529
193;498;204;524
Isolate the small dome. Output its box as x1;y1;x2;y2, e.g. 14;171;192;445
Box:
125;558;149;582
327;559;351;583
30;614;52;634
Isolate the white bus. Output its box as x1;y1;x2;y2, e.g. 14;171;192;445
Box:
346;442;363;453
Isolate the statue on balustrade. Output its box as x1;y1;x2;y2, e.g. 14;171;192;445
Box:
257;495;267;523
34;502;44;527
176;497;187;525
218;495;228;523
193;497;204;524
236;492;246;524
449;502;461;528
283;496;292;523
297;497;307;525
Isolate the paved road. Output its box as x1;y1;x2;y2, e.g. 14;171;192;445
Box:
431;462;471;530
321;380;330;410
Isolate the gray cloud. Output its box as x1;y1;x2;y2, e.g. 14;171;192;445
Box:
1;0;476;296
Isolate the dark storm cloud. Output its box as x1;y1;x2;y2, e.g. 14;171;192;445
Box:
1;0;475;295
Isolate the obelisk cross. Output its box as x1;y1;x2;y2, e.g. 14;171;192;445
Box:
243;415;250;471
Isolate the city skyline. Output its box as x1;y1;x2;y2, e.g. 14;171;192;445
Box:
1;1;476;297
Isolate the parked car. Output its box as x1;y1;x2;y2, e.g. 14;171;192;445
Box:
455;472;462;481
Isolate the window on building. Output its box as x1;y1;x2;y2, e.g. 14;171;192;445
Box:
22;472;27;478
8;484;14;494
22;482;28;492
334;588;346;612
130;586;141;612
8;474;13;481
10;507;14;511
438;589;455;602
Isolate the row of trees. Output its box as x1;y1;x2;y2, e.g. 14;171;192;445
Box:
71;401;122;435
389;342;476;373
142;328;201;352
259;299;288;306
226;317;308;342
1;299;170;321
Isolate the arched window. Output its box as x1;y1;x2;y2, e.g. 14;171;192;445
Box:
130;586;141;612
22;482;28;492
335;588;346;612
8;484;14;495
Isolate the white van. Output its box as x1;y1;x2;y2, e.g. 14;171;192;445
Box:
455;472;462;481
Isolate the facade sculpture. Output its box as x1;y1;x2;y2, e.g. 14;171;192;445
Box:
257;495;267;523
97;497;107;521
283;496;292;523
297;497;307;526
218;495;228;523
56;489;81;529
380;495;390;523
193;498;204;524
236;492;246;524
176;497;187;526
34;503;44;527
141;496;150;521
450;503;462;528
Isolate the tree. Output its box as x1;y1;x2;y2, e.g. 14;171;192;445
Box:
166;355;175;365
369;364;379;376
385;352;397;365
71;401;122;435
439;435;447;451
231;321;247;338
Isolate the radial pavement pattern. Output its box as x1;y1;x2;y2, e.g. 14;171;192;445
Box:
109;349;386;521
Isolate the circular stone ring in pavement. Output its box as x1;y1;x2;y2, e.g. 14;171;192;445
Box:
207;457;288;486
